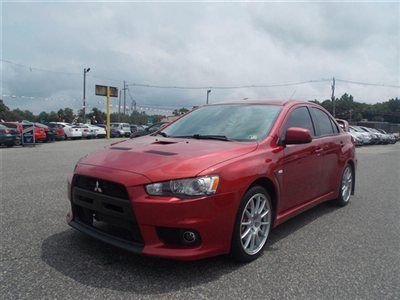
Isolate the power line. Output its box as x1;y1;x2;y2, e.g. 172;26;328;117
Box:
1;59;123;83
2;58;399;90
336;78;400;89
126;79;332;90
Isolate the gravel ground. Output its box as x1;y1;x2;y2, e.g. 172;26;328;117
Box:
1;139;399;299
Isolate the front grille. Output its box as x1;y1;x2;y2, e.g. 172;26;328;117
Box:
73;175;129;200
71;181;143;245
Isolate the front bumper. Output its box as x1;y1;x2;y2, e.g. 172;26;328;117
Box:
67;167;240;260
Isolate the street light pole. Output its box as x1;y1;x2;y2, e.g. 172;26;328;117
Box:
83;67;90;122
206;89;211;104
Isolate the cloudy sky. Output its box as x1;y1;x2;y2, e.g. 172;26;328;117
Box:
1;1;399;114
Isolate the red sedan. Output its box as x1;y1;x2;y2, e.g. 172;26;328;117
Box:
67;100;356;261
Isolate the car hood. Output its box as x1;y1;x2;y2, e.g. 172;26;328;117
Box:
79;135;258;182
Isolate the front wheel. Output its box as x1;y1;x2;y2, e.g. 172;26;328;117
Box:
334;164;353;207
231;186;272;262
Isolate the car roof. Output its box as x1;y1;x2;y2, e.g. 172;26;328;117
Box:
210;100;311;106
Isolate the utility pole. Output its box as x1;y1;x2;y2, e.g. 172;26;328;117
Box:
331;77;336;117
82;67;90;122
118;90;121;122
123;81;126;115
206;89;211;104
106;86;110;139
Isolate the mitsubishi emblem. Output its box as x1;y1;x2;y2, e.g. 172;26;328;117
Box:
94;180;103;193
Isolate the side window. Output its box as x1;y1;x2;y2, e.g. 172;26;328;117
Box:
283;107;315;136
310;108;334;136
330;118;339;133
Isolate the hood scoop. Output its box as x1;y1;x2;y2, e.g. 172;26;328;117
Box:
152;140;177;145
110;146;131;150
144;150;177;156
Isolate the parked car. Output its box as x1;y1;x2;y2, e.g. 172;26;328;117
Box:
352;126;378;144
377;129;397;144
73;124;95;139
97;124;120;138
130;122;169;138
49;122;82;140
67;100;356;262
130;124;145;134
359;126;385;144
35;122;56;142
110;123;131;137
87;124;106;138
1;121;47;143
0;122;22;145
348;130;363;146
45;123;66;141
348;126;372;145
0;124;18;147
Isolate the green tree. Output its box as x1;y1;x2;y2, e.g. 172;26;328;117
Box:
0;99;12;121
38;111;49;123
172;107;189;116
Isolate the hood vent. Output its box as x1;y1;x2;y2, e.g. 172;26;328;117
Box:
144;150;177;156
110;147;131;150
152;140;177;145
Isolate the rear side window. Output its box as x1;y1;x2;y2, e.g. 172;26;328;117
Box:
310;108;334;136
283;106;315;136
330;119;339;133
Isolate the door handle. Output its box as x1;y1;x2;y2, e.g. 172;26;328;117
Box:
314;147;323;156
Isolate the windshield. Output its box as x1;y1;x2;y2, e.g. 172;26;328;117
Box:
162;104;281;141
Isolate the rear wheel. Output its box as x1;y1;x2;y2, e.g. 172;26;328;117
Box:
335;164;353;206
231;186;272;262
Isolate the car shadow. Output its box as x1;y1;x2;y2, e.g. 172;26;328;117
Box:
41;201;337;294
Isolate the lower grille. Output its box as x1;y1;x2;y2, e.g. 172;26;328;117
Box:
71;187;143;245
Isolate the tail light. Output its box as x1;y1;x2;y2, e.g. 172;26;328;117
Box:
4;129;10;134
84;128;88;132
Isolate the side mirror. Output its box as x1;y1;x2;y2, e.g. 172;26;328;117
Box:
285;127;312;145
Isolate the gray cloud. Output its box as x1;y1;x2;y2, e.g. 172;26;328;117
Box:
2;2;399;114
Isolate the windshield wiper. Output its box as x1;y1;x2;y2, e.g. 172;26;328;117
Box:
173;134;231;141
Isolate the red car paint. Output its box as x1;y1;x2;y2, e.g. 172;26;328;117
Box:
67;100;356;260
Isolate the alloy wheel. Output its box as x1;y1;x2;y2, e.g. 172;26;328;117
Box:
341;166;352;202
240;193;271;255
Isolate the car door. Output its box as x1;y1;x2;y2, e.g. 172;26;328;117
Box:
280;106;321;211
309;107;342;195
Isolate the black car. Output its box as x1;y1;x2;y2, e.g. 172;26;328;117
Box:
130;124;146;137
0;124;19;147
130;122;168;138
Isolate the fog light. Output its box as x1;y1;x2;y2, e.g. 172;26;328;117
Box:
182;231;197;244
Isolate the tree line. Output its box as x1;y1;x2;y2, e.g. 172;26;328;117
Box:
0;100;188;125
1;94;399;125
311;94;399;123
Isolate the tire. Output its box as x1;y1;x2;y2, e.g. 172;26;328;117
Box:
334;164;353;207
231;186;272;262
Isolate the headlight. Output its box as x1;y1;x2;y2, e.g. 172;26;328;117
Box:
145;175;220;198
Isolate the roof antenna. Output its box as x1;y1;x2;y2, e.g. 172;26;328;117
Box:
289;90;297;100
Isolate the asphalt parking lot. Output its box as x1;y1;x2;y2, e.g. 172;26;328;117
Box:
1;139;399;299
